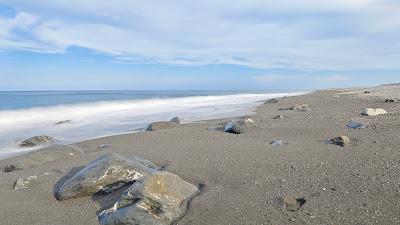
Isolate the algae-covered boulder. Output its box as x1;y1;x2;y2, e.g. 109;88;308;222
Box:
19;135;56;148
56;154;158;200
98;171;199;225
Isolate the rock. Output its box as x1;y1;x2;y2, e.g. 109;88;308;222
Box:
361;108;387;116
169;117;180;124
56;153;158;200
385;98;397;103
364;91;371;94
14;173;50;190
273;115;286;119
2;145;84;173
270;140;284;147
224;117;256;134
329;136;351;147
98;171;199;225
346;122;367;129
19;135;56;148
264;98;278;104
55;120;72;125
145;121;178;131
14;175;39;190
276;196;306;212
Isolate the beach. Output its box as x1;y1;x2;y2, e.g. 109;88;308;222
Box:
0;85;399;225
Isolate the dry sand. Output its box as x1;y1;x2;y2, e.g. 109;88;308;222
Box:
0;85;399;225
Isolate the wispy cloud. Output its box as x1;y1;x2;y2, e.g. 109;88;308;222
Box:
0;1;399;70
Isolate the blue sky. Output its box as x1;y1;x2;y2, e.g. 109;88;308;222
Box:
0;1;399;90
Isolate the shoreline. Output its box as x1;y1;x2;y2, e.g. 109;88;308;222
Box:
0;85;399;225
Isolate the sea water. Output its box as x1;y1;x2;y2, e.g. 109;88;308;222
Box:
0;90;306;158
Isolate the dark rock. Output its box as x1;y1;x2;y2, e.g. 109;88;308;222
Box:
224;117;256;134
19;135;56;148
2;145;83;173
329;136;351;147
98;171;199;225
364;91;371;94
264;98;278;104
145;121;178;131
56;153;158;200
385;98;397;103
346;122;367;129
169;117;180;124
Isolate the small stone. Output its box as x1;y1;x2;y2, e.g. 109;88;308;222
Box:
264;98;278;104
346;122;367;129
56;154;158;200
361;108;387;116
98;171;199;225
55;120;72;125
14;175;39;190
385;99;397;103
281;104;310;112
276;196;306;212
364;91;371;94
19;135;56;148
224;121;245;134
329;136;351;147
270;140;284;147
273;115;286;119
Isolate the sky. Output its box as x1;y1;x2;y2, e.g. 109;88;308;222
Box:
0;0;399;90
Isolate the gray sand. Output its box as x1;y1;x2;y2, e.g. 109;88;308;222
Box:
1;86;399;225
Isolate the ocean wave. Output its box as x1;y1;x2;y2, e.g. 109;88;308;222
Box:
0;92;305;158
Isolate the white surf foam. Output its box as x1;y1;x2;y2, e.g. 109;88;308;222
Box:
0;92;306;159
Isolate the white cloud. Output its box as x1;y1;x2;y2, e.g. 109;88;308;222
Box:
0;0;399;70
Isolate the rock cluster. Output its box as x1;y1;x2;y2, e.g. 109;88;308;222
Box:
56;154;198;225
19;135;56;148
361;108;387;116
280;104;310;112
264;98;278;104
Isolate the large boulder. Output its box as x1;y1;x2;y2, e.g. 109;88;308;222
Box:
56;154;158;200
2;145;84;173
98;171;199;225
169;116;180;124
361;108;387;116
224;116;255;134
19;135;56;148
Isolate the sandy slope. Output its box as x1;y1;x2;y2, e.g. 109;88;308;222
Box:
0;86;399;225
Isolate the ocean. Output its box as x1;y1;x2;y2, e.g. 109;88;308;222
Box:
0;90;305;158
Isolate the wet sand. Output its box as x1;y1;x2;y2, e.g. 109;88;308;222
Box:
0;85;399;225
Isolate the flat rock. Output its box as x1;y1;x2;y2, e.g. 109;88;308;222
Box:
361;108;387;116
329;136;351;147
14;173;50;190
145;121;178;131
2;145;84;173
346;122;367;129
55;120;72;125
19;135;56;148
98;171;199;225
264;98;278;104
56;153;158;200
